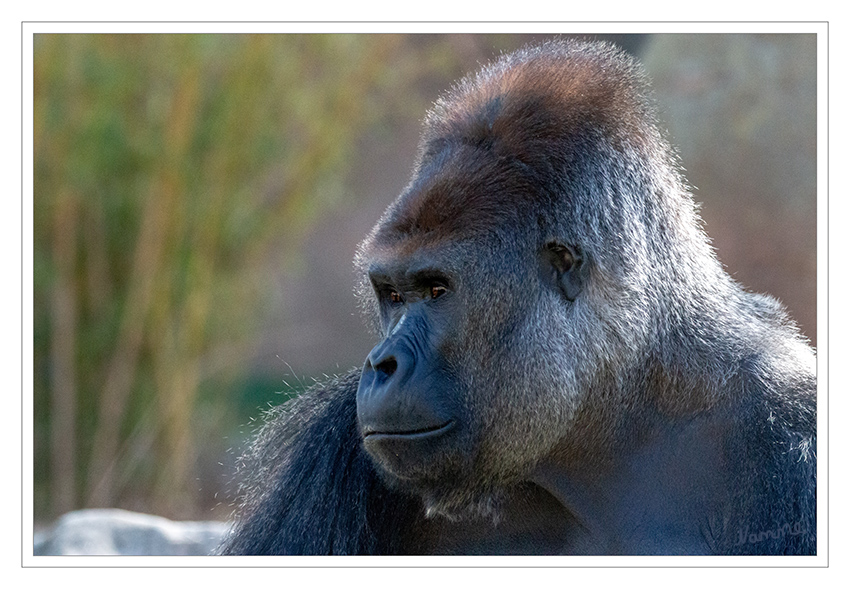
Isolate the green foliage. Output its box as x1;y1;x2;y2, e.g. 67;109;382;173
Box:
33;33;408;519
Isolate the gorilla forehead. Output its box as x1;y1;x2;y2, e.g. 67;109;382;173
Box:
373;144;539;249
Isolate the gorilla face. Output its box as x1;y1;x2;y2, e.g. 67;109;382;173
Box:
355;245;469;484
354;150;591;519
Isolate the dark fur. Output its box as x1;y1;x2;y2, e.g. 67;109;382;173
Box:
219;372;423;554
220;40;816;556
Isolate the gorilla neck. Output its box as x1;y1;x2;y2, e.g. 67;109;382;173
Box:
416;408;730;555
528;406;729;554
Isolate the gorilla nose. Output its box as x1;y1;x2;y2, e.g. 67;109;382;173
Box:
357;341;452;437
374;356;398;378
366;344;403;381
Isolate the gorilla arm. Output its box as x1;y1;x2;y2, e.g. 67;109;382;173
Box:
218;370;421;555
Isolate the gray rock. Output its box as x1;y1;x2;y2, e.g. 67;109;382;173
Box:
34;509;228;556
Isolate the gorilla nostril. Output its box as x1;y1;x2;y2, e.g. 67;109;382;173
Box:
375;356;398;377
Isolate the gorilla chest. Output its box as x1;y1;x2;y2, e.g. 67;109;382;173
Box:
418;484;581;555
418;483;716;556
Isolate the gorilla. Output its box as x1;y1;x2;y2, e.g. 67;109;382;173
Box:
219;39;816;555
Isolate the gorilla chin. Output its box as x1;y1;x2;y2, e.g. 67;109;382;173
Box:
364;420;507;521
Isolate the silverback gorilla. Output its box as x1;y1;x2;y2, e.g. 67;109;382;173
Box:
220;40;816;555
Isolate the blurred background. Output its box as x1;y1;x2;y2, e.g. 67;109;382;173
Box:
32;33;816;526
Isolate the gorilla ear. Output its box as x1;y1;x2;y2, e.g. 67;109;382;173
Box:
541;242;586;302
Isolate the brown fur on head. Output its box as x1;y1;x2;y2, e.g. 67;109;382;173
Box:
370;41;659;245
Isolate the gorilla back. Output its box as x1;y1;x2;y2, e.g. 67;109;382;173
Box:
220;40;816;556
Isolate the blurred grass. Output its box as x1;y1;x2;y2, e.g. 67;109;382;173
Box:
33;33;414;520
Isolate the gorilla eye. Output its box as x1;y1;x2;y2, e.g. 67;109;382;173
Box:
430;285;447;300
389;290;403;304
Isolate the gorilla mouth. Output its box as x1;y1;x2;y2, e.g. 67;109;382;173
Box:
362;420;459;482
363;420;455;440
